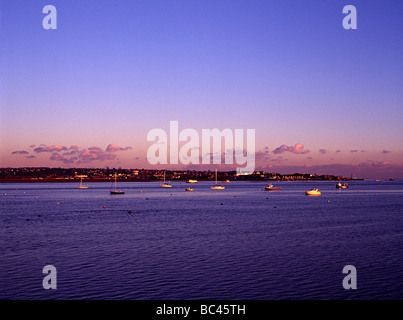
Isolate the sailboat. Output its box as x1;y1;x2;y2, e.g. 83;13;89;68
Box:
211;169;225;190
110;172;125;194
77;175;88;189
160;171;172;188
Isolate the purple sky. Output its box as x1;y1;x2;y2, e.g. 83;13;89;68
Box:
1;0;402;178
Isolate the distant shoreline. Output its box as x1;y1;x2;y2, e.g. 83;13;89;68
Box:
0;167;367;183
0;178;365;183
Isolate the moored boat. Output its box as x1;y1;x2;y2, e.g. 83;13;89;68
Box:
160;184;172;188
77;175;88;189
264;184;282;191
211;185;225;190
336;182;349;189
110;190;125;195
211;169;225;190
305;189;321;196
160;171;172;188
110;173;125;194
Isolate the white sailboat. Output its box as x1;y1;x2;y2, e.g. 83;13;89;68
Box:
305;188;321;196
211;169;225;190
110;172;125;194
77;175;88;189
160;171;172;188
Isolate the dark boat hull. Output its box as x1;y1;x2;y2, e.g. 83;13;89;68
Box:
264;187;282;191
110;190;125;194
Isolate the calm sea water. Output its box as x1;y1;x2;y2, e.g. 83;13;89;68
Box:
1;180;402;300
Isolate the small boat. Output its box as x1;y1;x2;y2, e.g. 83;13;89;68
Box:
186;179;198;183
110;190;125;195
211;169;225;190
160;171;172;188
185;188;194;191
264;184;282;191
221;180;231;183
211;185;225;190
305;189;321;196
77;175;88;189
110;173;124;194
336;182;349;189
160;184;172;188
389;178;395;181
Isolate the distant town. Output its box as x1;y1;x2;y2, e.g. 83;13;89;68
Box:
0;167;361;183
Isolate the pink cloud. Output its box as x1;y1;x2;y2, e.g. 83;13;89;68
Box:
271;156;288;162
49;152;78;164
33;145;80;153
34;145;68;153
359;161;391;168
63;150;79;156
12;150;29;155
61;158;77;164
319;149;327;154
77;148;116;163
105;144;132;152
254;151;270;161
28;143;131;165
273;143;310;155
49;153;63;161
382;150;391;154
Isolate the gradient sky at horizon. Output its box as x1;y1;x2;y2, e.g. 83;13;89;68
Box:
1;0;402;178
